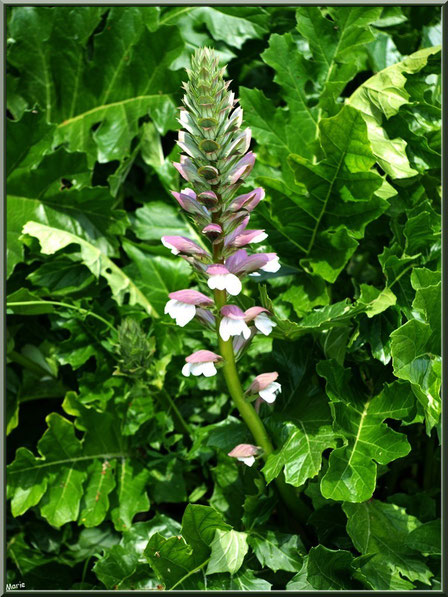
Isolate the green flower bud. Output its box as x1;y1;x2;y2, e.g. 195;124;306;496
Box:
115;318;155;377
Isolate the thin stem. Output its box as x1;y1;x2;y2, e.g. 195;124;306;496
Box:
157;387;193;440
214;289;311;538
7;300;117;332
169;557;211;591
388;262;415;290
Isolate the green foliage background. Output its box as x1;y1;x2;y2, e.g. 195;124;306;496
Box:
6;5;441;591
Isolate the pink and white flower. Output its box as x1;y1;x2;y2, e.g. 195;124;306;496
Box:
228;443;260;467
173;155;200;183
226;152;255;184
233;229;268;247
248;253;281;277
161;236;209;257
227;187;265;213
206;264;242;296
164;289;213;327
219;305;251;341
224;217;268;249
170;188;209;220
225;249;274;277
260;253;281;273
244;307;277;336
247;372;282;403
182;350;222;378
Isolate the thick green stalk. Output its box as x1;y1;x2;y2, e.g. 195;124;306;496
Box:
214;289;274;453
213;288;311;537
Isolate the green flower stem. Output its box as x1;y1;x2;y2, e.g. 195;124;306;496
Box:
215;289;274;453
213;289;311;537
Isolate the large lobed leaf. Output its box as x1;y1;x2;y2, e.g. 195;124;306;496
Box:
344;500;434;588
318;361;415;502
7;394;151;531
8;7;184;166
348;46;441;178
251;105;387;283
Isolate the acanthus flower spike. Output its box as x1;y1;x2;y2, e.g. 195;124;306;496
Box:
159;46;310;533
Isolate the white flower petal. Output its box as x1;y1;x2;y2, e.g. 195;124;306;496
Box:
220;317;251;341
201;361;217;377
188;361;218;377
164;299;177;315
219;317;232;341
261;257;280;273
254;313;276;336
251;232;268;243
165;300;196;327
190;362;205;376
259;381;282;403
225;273;242;296
237;456;255;467
182;363;192;377
242;323;252;339
207;274;226;291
